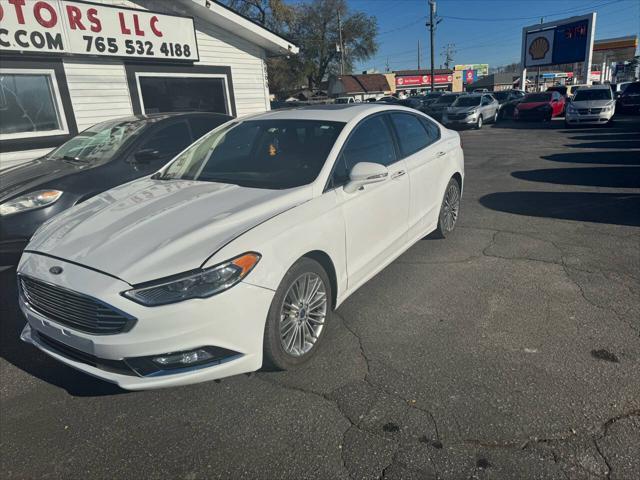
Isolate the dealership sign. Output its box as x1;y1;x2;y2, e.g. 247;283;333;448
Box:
522;14;594;68
396;74;453;87
0;0;199;61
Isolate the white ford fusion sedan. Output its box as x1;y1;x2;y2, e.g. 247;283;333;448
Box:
18;104;464;390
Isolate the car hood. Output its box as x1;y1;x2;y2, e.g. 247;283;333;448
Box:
0;157;87;202
569;100;613;108
25;178;311;284
517;101;550;110
447;106;479;114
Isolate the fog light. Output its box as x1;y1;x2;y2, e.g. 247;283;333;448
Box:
153;349;214;366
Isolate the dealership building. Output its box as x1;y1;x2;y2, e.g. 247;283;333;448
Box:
0;0;298;167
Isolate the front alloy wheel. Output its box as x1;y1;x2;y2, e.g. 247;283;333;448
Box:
433;178;461;238
263;258;332;370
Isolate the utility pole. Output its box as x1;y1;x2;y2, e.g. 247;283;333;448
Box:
418;40;421;70
442;43;456;69
337;11;345;75
536;17;543;91
426;0;440;92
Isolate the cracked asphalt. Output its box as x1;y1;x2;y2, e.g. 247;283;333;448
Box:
1;116;639;480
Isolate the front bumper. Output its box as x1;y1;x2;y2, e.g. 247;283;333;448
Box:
18;252;275;390
565;110;614;124
443;115;476;126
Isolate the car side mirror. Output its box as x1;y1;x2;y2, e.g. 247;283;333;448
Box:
133;148;162;163
344;162;389;194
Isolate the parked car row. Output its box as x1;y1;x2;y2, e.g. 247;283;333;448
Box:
5;103;465;390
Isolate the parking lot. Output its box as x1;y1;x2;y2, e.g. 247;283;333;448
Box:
1;116;639;479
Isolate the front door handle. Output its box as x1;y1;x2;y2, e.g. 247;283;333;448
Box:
391;170;406;179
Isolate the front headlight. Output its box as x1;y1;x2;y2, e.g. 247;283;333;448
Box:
122;252;261;306
0;190;63;216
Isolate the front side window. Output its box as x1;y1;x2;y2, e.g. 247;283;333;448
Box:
0;71;66;139
390;113;429;157
331;115;396;186
159;120;344;190
138;122;192;159
45;118;147;163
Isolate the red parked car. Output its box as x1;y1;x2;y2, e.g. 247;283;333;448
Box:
515;91;565;121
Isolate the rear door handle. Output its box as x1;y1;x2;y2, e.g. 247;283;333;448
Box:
391;170;406;179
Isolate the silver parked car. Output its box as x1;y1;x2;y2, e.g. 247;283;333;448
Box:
442;94;499;129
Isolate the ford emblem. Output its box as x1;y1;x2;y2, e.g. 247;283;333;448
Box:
49;266;63;275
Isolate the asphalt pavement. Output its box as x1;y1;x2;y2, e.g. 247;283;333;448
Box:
1;115;639;480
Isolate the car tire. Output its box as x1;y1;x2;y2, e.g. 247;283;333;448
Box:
433;177;461;239
262;257;332;371
476;115;483;129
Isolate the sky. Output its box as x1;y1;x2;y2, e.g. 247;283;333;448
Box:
344;0;640;72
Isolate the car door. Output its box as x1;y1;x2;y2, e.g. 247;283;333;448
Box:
389;112;447;238
127;120;193;177
331;114;410;290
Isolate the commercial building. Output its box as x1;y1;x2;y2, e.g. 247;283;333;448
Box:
394;69;454;93
0;0;298;168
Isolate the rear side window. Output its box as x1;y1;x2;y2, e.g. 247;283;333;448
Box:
389;113;429;157
418;117;440;145
189;116;228;139
332;115;396;185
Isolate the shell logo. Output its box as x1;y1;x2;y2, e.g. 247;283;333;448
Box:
529;36;550;60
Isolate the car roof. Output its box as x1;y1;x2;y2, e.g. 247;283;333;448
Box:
112;112;231;123
575;84;610;90
243;104;415;122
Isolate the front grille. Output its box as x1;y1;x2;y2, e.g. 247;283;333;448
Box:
19;275;135;335
578;108;603;115
34;330;136;376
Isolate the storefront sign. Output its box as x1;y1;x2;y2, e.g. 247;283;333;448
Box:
0;0;199;61
395;74;452;87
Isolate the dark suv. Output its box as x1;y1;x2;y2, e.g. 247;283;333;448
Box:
0;112;232;268
617;81;640;114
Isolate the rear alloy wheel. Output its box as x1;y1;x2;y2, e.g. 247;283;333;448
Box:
476;115;483;129
433;178;461;238
263;258;332;370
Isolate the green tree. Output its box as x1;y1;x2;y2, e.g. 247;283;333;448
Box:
219;0;378;96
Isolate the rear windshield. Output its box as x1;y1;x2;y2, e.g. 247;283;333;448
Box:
157;120;345;189
524;93;552;102
453;96;481;107
573;89;612;101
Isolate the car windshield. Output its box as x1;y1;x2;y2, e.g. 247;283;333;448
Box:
453;96;481;107
524;93;551;102
574;89;612;101
157;120;345;189
492;92;509;101
46;118;148;162
435;95;459;105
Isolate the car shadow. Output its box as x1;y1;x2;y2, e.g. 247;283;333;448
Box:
491;119;564;130
542;151;640;166
568;133;640;141
565;140;640;149
479;191;640;227
511;166;640;189
0;270;127;397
